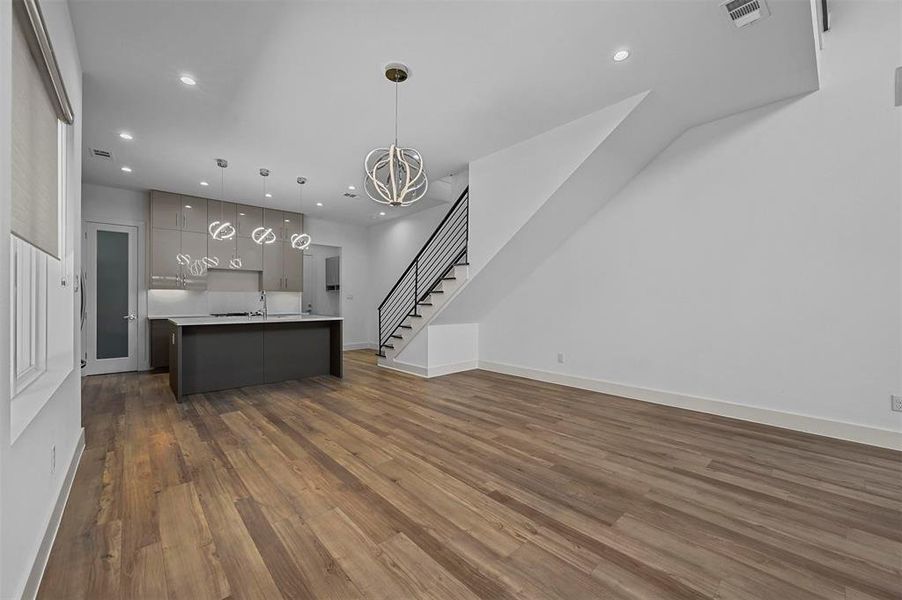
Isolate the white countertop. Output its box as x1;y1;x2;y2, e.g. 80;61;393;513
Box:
168;314;343;326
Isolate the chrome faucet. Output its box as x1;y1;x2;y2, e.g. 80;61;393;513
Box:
260;290;268;319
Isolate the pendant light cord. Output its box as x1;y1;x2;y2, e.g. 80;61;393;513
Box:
394;81;399;146
220;165;225;221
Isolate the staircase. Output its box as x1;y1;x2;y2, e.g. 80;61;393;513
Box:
377;188;469;361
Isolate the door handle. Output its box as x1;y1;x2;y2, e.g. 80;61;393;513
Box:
123;314;137;320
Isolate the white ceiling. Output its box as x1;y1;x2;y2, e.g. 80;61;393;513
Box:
70;0;818;226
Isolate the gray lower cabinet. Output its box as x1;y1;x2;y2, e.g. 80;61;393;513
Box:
149;319;170;369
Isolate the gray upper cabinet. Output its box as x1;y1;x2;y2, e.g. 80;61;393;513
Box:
283;211;303;241
151;191;207;232
262;208;286;241
151;227;182;288
206;200;238;234
151;191;183;230
180;232;208;290
149;189;304;290
207;236;236;269
236;205;263;238
237;236;263;271
181;196;208;233
262;241;283;290
283;242;303;292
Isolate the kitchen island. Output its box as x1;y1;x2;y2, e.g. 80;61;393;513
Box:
167;314;342;401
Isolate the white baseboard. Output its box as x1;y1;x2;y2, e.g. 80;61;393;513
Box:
344;342;376;351
478;361;902;450
378;358;478;379
21;428;86;600
379;359;428;377
428;360;479;378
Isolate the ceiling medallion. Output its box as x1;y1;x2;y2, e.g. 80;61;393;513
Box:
209;159;236;241
291;176;312;251
253;168;278;245
364;63;428;207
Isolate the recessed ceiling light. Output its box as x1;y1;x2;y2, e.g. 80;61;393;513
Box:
119;132;133;140
316;202;323;207
184;205;192;209
238;212;245;216
265;193;272;198
348;185;356;191
179;74;197;86
120;166;132;173
284;219;290;222
199;181;209;186
613;49;630;62
379;211;386;216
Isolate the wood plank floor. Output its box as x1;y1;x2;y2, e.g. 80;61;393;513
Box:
38;350;902;599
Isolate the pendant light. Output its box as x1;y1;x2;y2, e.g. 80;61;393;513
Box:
252;168;277;245
208;158;236;241
290;176;312;251
364;63;428;207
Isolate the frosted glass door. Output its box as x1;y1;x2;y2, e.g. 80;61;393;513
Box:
96;231;129;358
85;222;138;374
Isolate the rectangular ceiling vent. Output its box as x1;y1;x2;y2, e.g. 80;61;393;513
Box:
722;0;770;28
343;192;357;198
90;148;113;160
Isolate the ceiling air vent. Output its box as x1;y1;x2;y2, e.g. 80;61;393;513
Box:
91;148;113;160
343;192;357;198
722;0;770;28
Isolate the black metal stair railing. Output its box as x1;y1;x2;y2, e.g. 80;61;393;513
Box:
377;188;469;355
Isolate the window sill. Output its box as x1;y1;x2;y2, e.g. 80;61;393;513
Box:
10;361;73;443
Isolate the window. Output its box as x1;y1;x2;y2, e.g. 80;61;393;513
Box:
10;237;48;396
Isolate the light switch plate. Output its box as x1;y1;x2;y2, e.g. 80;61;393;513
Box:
892;395;902;412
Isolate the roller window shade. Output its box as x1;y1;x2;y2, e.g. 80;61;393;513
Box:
11;6;59;258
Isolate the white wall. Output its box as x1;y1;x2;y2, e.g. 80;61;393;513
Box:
480;0;901;445
0;1;85;597
305;216;371;348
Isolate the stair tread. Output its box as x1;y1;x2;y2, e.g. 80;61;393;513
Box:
390;334;403;339
442;277;456;281
375;352;386;358
430;290;444;294
383;344;395;349
408;314;423;318
399;325;412;329
418;302;433;306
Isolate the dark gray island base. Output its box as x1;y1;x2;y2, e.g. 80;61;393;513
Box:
168;315;343;401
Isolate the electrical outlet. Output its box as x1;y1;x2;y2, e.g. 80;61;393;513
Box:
892;395;902;413
557;352;565;364
50;444;56;474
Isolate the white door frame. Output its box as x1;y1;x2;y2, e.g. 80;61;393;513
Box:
83;222;139;374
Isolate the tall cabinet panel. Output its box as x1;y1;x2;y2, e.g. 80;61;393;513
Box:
180;232;209;289
262;208;286;241
262;242;283;290
237;237;263;271
151;228;182;288
283;242;303;292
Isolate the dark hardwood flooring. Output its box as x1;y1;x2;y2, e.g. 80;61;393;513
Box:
38;351;902;599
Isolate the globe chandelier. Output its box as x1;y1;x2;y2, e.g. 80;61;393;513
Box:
252;168;278;245
291;176;312;251
209;158;236;241
364;63;428;207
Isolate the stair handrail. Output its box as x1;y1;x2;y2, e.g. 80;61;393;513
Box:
377;187;469;351
377;187;469;311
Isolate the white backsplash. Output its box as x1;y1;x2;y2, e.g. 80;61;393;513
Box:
148;289;303;317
